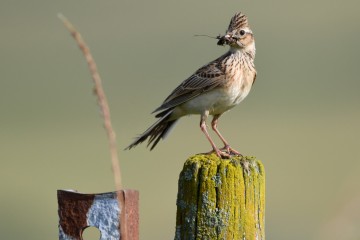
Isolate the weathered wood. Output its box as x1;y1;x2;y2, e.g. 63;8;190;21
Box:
175;154;265;240
58;189;139;240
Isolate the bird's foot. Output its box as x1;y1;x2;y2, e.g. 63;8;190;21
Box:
220;145;243;157
204;148;231;159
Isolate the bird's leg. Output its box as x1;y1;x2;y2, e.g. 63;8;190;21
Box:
211;114;242;156
200;112;230;158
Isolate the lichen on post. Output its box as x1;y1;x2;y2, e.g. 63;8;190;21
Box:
175;154;265;240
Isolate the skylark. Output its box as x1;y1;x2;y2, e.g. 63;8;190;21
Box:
126;12;257;158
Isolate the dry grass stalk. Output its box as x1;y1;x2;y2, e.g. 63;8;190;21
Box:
58;13;122;190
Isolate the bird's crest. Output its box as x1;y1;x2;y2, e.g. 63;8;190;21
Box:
227;12;249;32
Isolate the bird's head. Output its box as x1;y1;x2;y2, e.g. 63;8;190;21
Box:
217;12;255;52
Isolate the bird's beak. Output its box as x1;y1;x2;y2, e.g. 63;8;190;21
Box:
217;34;234;46
224;34;231;39
224;34;233;43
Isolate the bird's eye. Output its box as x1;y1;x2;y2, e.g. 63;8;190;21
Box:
239;30;246;36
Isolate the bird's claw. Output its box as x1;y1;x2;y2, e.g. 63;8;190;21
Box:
220;145;243;157
204;148;231;159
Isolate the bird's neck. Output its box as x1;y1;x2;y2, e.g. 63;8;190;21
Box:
227;43;256;71
229;42;255;62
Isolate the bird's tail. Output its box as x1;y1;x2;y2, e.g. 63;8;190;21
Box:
125;110;178;151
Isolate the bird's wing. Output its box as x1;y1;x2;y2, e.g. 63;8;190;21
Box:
152;61;227;113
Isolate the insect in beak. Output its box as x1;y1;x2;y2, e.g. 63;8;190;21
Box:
217;34;238;46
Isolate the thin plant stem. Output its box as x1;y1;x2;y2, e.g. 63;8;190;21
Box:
58;13;122;191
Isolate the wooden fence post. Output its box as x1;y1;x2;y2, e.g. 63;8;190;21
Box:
175;154;265;240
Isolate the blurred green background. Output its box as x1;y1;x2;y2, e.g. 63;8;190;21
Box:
1;0;359;239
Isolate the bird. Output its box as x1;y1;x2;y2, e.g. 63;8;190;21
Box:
126;12;256;158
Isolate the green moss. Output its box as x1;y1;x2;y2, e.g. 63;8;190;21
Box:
175;154;265;240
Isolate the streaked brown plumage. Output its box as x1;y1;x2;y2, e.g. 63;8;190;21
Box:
126;12;256;158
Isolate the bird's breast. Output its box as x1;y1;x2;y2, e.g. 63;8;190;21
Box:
175;74;254;116
173;62;256;117
227;68;255;106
